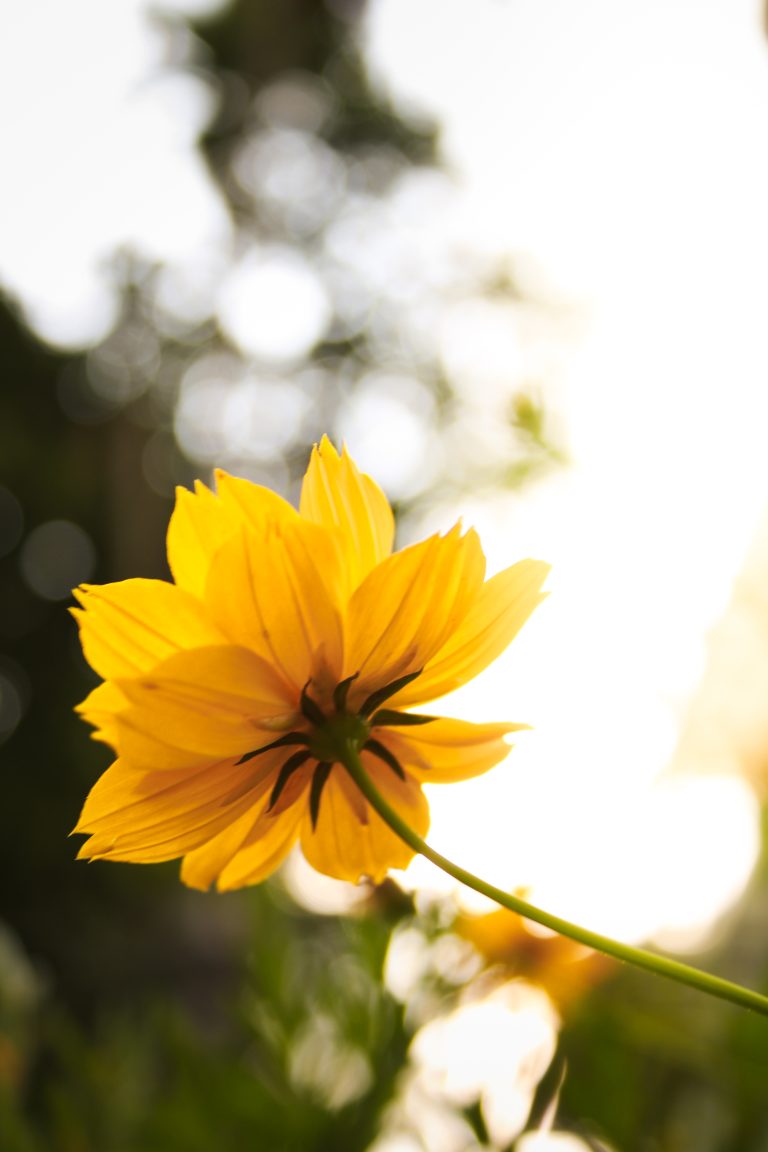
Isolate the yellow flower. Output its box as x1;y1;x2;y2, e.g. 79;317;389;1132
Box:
455;907;614;1009
72;438;549;891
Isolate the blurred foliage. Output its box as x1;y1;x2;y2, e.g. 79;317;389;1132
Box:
1;1;767;1150
1;886;410;1152
4;858;768;1150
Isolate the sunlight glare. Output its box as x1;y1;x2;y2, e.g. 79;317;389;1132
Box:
217;247;331;363
411;982;558;1148
0;0;230;348
364;0;768;947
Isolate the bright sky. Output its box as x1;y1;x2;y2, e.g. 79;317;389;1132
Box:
0;0;230;346
362;0;768;949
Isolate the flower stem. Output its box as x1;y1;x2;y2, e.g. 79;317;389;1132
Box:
341;741;768;1018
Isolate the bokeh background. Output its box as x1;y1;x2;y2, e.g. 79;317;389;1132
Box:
4;1;768;1148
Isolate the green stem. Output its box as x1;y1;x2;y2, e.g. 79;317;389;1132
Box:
340;741;768;1018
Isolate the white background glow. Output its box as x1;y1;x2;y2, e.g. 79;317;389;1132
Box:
0;0;230;347
217;246;331;362
363;0;768;949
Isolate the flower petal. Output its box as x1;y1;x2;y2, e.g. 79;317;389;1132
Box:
299;756;429;883
108;718;216;773
204;519;345;691
167;473;297;598
75;756;265;837
79;797;255;863
166;481;237;599
215;470;298;533
72;579;227;680
344;526;486;696
179;805;265;891
214;802;305;890
76;681;128;746
112;645;296;770
390;559;550;707
75;756;278;863
377;717;525;784
299;437;394;593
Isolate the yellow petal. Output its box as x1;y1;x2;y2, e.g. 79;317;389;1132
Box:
166;481;237;598
299;438;394;594
378;717;525;784
390;559;550;707
74;758;167;832
79;800;251;863
204;520;345;691
108;716;216;773
180;805;266;891
76;681;129;746
112;645;295;770
78;765;276;863
299;756;429;883
75;755;268;837
215;802;305;890
215;469;298;532
344;525;486;695
73;579;227;680
76;681;127;719
167;473;297;598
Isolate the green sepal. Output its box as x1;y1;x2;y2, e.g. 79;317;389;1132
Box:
237;732;309;765
300;682;327;727
364;738;406;780
309;762;332;829
268;750;312;810
359;669;423;718
370;709;436;728
333;673;358;713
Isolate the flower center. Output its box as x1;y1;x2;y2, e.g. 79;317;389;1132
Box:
307;709;370;764
237;670;436;829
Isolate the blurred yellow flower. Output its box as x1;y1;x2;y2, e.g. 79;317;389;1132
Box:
72;438;549;891
455;907;614;1009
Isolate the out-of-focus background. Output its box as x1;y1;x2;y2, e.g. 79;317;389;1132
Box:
3;1;768;1148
